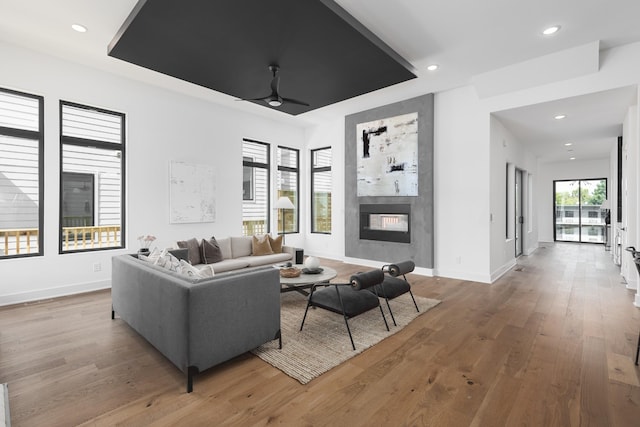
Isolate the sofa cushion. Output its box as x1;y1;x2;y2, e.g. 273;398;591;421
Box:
236;252;292;267
269;234;283;253
216;237;232;259
177;237;202;265
202;259;251;273
230;236;252;258
201;238;223;264
252;234;274;256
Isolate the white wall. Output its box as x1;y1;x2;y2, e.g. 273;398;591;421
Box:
489;116;538;280
536;159;610;242
304;120;345;259
433;86;491;282
621;105;638;288
0;42;305;305
305;85;494;283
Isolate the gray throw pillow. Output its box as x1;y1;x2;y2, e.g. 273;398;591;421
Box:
177;237;202;265
201;238;223;264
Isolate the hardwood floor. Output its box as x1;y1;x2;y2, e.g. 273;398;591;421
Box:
1;243;639;426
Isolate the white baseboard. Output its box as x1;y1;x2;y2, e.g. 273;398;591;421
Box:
491;259;517;283
433;267;491;284
0;280;111;307
342;257;434;276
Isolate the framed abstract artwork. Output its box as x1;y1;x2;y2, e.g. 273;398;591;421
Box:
356;112;418;196
169;160;216;223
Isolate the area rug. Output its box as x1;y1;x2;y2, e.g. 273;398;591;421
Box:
252;292;441;384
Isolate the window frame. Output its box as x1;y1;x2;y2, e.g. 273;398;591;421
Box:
310;146;332;234
277;145;300;234
0;87;44;259
59;100;126;254
242;139;271;235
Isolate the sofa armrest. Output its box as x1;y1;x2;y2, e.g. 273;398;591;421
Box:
187;267;281;369
282;245;296;258
112;255;190;370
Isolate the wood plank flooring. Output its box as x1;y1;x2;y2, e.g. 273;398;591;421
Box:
1;243;639;426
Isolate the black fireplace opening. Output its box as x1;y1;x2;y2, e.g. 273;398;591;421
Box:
360;204;410;243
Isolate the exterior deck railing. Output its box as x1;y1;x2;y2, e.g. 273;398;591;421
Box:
0;225;121;256
242;220;266;236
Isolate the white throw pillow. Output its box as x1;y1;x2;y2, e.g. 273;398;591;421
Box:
139;247;162;263
179;259;208;279
154;250;181;272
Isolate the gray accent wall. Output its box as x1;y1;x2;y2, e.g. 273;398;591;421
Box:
345;93;434;268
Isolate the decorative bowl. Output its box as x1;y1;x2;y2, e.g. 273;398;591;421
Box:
280;267;301;278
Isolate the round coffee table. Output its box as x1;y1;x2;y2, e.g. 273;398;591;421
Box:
279;264;337;295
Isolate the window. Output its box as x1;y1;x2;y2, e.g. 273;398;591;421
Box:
60;102;125;253
311;147;332;233
554;178;606;244
277;146;299;234
242;156;254;201
0;88;44;258
242;139;270;236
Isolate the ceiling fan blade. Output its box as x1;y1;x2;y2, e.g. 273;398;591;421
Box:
282;97;310;107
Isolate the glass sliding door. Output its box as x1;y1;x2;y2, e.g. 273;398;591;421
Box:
554;179;607;243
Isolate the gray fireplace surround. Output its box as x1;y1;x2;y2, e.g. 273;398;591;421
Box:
345;93;434;268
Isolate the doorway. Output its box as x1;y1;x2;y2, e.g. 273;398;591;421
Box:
515;168;524;257
554;179;607;243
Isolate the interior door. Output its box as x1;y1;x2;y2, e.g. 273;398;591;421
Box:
515;168;523;257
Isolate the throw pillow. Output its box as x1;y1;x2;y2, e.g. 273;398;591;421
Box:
252;234;274;256
168;248;189;262
178;260;208;279
139;247;162;263
200;238;223;264
177;237;202;265
154;250;181;272
269;234;283;253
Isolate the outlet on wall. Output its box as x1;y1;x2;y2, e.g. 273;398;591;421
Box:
93;263;101;273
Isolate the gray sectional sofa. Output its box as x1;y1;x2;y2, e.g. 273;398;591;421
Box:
111;253;282;392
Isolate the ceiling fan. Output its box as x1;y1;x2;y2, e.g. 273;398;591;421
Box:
241;65;309;108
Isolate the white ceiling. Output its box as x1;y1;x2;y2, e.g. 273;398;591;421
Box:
2;0;640;162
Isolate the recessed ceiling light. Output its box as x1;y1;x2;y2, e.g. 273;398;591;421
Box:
554;114;566;120
426;64;439;71
564;142;573;146
543;26;560;36
570;157;576;160
71;24;87;33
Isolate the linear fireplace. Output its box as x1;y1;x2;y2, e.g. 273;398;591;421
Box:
360;204;410;243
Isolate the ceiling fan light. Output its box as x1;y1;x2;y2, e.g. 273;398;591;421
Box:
268;99;282;107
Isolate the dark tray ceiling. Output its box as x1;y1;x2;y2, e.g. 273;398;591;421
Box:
108;0;416;115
